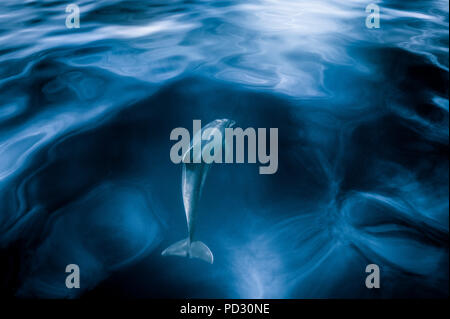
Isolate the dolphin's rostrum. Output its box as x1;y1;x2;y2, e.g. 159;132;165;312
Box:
162;119;235;264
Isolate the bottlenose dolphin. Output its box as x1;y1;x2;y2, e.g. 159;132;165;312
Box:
162;119;235;264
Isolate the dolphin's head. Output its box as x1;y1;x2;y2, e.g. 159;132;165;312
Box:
219;118;236;128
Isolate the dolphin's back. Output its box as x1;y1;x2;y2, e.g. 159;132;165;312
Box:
182;161;209;238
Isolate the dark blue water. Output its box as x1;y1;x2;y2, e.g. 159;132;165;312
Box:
0;0;448;298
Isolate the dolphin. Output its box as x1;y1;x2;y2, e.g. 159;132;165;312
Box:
162;119;235;264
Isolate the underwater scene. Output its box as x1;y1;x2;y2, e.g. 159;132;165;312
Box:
0;0;448;298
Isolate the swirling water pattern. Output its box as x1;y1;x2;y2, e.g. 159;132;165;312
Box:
0;0;448;298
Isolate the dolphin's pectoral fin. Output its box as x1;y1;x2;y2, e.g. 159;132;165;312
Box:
190;241;214;264
161;238;214;264
161;238;189;257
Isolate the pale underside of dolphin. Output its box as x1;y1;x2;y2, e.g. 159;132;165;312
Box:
162;119;235;264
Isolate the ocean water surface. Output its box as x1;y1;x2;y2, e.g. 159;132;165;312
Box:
0;0;448;298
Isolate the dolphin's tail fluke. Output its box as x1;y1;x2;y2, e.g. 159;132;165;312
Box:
161;238;214;264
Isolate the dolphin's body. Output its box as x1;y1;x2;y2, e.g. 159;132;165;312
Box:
162;119;235;264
